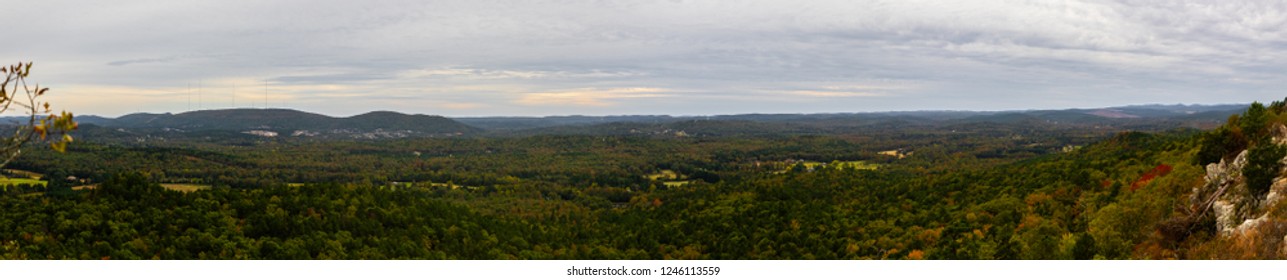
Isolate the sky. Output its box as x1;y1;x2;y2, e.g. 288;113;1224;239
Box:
5;0;1287;117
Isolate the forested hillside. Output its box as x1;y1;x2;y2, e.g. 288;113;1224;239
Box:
0;102;1282;259
71;109;479;139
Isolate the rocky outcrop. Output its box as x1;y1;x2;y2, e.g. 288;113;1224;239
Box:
1195;150;1249;235
1282;235;1287;258
1267;177;1287;209
1195;124;1287;236
1274;123;1287;146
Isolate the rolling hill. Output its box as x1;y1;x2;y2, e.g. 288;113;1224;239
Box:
75;109;480;139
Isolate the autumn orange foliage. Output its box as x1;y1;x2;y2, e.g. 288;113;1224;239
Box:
906;249;925;260
1130;164;1173;191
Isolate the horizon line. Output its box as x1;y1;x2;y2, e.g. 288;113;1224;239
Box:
37;102;1251;119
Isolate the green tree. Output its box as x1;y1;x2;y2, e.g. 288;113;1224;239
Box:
1240;102;1268;143
1072;233;1096;260
1244;143;1285;198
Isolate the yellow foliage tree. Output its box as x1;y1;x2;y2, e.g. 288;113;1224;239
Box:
0;61;76;167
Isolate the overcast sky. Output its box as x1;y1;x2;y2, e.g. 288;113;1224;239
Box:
6;0;1287;117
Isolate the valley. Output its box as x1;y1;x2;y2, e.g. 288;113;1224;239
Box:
0;102;1280;259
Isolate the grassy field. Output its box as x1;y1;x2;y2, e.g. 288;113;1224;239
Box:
813;160;879;170
777;160;879;173
646;170;683;180
663;181;692;187
0;178;47;186
2;169;44;180
384;181;466;189
646;170;692;187
73;184;212;192
160;184;212;193
428;182;464;189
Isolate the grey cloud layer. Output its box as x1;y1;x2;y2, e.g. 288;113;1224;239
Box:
5;0;1285;116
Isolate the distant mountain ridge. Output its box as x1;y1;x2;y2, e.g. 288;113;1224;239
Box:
454;103;1245;130
74;109;480;138
47;103;1246;139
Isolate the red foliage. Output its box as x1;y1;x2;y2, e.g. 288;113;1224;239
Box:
1130;164;1173;191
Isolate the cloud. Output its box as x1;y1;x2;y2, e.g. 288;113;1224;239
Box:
786;91;884;98
765;83;909;98
397;68;639;80
8;0;1287;116
401;69;546;79
515;88;669;106
435;102;487;110
106;56;183;67
273;72;396;84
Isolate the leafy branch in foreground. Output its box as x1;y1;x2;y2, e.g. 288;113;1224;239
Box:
0;61;76;168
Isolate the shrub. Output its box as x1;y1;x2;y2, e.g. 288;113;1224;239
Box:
1244;143;1286;198
1197;127;1247;166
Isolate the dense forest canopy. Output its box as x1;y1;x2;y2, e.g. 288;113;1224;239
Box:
0;102;1283;259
